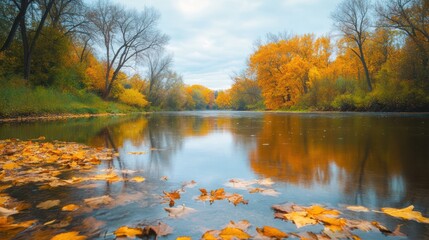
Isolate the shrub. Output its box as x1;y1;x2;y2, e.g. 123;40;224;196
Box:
118;89;149;108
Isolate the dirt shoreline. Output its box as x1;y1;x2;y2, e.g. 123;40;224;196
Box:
0;113;137;123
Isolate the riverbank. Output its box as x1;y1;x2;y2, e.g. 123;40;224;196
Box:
0;84;141;119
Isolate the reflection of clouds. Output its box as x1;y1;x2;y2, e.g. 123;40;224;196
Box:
389;175;406;202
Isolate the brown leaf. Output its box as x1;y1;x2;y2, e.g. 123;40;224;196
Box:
226;193;248;206
37;200;60;209
163;190;181;206
144;222;173;236
371;221;392;234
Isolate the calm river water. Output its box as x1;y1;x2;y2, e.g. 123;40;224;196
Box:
0;111;428;239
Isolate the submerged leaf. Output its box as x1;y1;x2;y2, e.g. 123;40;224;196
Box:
84;195;113;209
130;176;146;182
249;188;280;197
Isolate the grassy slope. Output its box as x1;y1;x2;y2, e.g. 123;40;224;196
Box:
0;85;138;118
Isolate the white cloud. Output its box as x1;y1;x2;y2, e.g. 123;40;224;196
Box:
112;0;342;89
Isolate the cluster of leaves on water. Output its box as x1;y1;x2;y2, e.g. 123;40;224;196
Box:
1;138;429;239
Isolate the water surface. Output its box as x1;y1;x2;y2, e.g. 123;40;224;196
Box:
1;111;428;239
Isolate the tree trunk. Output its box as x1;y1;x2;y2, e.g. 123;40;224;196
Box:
358;45;372;92
0;0;32;52
19;0;55;81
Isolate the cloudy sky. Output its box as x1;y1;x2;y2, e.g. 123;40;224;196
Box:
112;0;342;90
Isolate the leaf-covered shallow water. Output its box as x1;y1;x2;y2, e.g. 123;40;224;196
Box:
1;111;428;239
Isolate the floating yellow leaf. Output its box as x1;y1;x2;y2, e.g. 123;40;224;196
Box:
306;205;341;217
2;162;20;170
256;226;288;238
62;204;79;212
51;231;87;240
318;217;347;232
219;227;251;240
284;211;317;228
131;176;145;182
201;230;219;240
36;199;60;209
114;226;143;238
381;205;429;223
177;237;192;240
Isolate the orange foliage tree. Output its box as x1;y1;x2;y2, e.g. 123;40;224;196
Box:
249;35;331;109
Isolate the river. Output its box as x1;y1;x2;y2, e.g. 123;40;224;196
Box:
0;111;428;239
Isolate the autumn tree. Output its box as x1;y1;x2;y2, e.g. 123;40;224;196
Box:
376;0;429;83
332;0;373;91
249;34;331;109
87;0;168;99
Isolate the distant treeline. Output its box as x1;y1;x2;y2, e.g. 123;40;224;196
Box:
1;0;428;116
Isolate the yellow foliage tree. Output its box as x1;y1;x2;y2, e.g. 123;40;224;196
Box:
215;90;232;109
